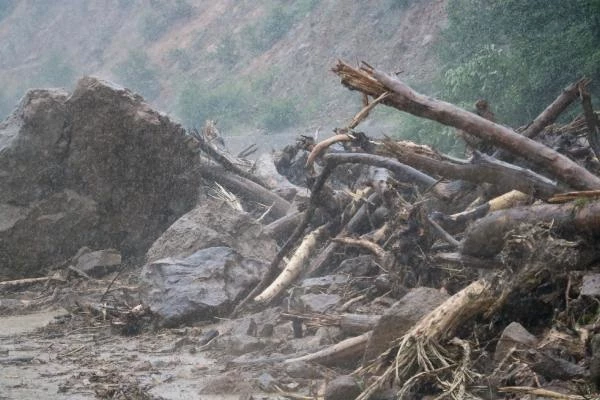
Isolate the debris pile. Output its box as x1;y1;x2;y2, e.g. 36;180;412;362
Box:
2;64;600;399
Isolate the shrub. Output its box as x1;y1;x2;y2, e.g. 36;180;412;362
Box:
139;0;194;41
260;98;300;132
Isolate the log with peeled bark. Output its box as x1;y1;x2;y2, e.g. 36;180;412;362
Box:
461;199;600;258
333;61;600;190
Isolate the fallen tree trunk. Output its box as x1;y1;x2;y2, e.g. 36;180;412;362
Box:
322;153;449;199
284;331;371;366
196;161;291;220
333;61;600;190
520;78;589;140
383;140;560;199
461;199;600;258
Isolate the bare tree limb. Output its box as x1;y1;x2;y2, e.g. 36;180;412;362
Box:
333;61;600;190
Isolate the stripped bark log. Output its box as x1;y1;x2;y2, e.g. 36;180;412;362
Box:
306;192;380;277
356;278;497;400
333;61;600;190
284;331;371;366
232;163;335;315
254;224;328;304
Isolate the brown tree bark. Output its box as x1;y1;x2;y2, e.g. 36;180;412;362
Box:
333;61;600;190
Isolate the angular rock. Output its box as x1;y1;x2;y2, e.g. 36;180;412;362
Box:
300;275;349;290
337;255;379;277
284;360;324;379
494;322;538;362
146;199;277;263
0;190;99;278
73;248;121;278
299;293;341;313
0;77;200;278
324;375;361;400
140;246;267;327
581;273;600;297
363;287;449;365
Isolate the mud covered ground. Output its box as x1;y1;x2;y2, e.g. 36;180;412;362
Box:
0;273;311;400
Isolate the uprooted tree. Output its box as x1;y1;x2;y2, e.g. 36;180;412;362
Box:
201;59;600;399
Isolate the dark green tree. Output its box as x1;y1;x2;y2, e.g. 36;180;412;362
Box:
437;0;600;126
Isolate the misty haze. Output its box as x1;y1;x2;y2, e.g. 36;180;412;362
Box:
1;1;600;399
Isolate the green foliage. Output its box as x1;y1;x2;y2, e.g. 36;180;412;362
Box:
388;0;417;10
214;35;239;67
245;7;295;52
139;0;193;41
112;50;161;100
438;0;600;126
259;98;300;132
244;1;319;52
377;107;464;155
167;48;192;71
175;80;253;130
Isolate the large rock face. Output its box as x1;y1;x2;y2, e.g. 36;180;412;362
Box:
0;77;200;279
140;247;268;327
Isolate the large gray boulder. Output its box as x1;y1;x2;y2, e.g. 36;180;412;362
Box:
0;77;200;279
140;246;268;327
146;199;277;263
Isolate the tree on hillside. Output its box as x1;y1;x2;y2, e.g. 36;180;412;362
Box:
438;0;600;126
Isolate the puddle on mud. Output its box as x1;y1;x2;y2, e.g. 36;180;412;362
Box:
0;308;69;336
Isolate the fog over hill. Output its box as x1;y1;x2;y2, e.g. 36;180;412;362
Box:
0;0;446;146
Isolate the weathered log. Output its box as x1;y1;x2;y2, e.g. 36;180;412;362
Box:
521;78;589;140
461;200;600;258
432;252;503;270
232;163;335;315
357;278;497;400
581;85;600;159
306;192;380;277
254;224;328;304
333;61;600;190
383;140;560;199
284;331;371;366
263;211;304;238
434;190;530;232
322;153;449;199
196;161;291;220
281;312;381;335
190;128;269;189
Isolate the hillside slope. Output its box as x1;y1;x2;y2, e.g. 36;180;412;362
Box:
0;0;447;139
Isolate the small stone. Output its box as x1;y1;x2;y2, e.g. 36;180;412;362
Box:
256;372;276;391
285;361;323;379
74;248;121;278
299;293;340;313
324;375;361;400
494;322;537;362
581;273;600;297
259;323;274;337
